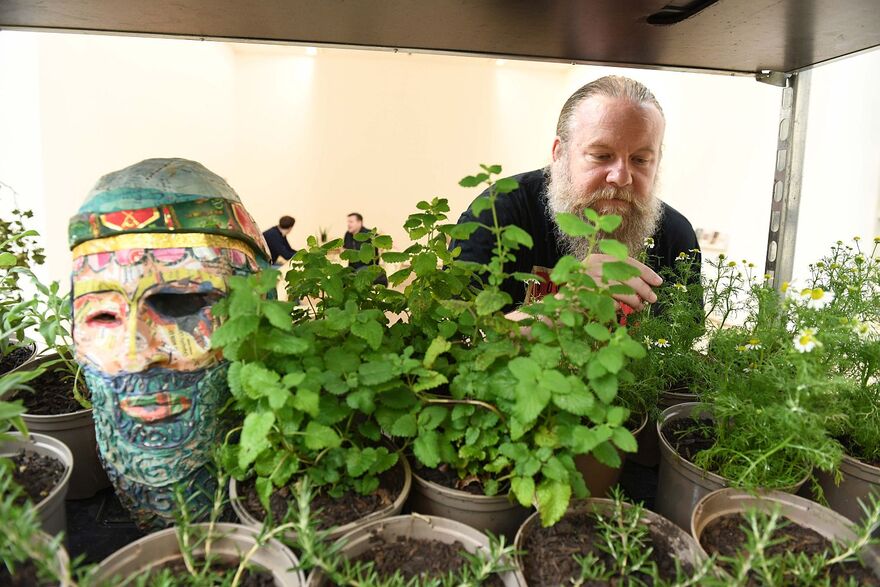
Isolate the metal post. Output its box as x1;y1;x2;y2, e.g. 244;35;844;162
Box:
759;69;811;288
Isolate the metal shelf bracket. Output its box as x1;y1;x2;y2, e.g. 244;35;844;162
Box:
760;69;811;288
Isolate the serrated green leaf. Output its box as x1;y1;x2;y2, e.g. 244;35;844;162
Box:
513;382;550;424
304;421;341;450
552;388;595;416
602;261;641;283
509;356;541;383
598;239;629;261
596;215;622;232
359;361;395;385
511;476;535;508
502;225;533;249
585;323;610;342
351;319;383;350
424;336;452;368
261;302;294;331
257;329;309;355
417;405;448;430
293;387;320;416
537;479;571;527
612;427;638;453
494;177;519;194
413;429;441;467
592;440;622;467
238;411;275;469
542;457;569;482
390;413;418;437
596;346;624;374
555;213;596;237
447;222;481;240
620;338;647;359
591;373;618;404
475;288;508;316
211;315;260;349
569;424;613;454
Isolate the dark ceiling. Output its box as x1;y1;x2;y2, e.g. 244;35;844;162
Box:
1;0;878;74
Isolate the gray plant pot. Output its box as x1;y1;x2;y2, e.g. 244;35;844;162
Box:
1;432;73;536
817;454;880;524
407;470;532;541
306;514;526;586
514;498;705;585
655;402;808;530
90;522;306;585
692;488;880;577
13;353;110;499
631;388;698;467
231;455;412;542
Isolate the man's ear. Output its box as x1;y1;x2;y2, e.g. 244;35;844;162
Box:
551;136;563;162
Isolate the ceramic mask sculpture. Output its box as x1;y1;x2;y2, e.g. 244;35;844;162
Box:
69;159;270;529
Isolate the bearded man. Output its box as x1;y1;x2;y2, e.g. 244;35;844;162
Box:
453;75;699;312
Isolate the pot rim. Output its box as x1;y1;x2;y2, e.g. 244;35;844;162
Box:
514;497;705;581
230;453;412;537
1;431;74;511
93;522;305;585
839;452;880;480
690;487;880;573
657;402;810;490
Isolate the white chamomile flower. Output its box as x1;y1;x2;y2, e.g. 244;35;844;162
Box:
676;252;688;261
736;345;748;352
793;328;822;353
673;283;688;292
643;237;655;250
853;321;880;341
643;336;653;346
745;338;762;351
655;338;670;348
800;287;835;310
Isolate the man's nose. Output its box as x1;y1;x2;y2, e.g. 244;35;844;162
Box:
605;158;633;188
118;312;169;373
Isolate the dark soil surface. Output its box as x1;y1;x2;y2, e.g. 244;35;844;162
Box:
10;449;65;506
241;461;405;531
838;436;880;468
0;559;53;587
137;556;275;587
521;508;691;586
661;417;716;462
0;346;34;375
701;513;880;585
14;366;89;415
415;463;488;495
345;536;502;586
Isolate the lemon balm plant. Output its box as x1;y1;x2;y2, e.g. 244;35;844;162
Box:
400;166;647;527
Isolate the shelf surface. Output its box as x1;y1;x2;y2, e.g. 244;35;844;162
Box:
2;0;879;74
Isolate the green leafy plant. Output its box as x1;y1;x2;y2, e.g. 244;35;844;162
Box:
399;165;649;526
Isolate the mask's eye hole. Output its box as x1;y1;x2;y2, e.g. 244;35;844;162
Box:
86;311;122;326
145;292;219;319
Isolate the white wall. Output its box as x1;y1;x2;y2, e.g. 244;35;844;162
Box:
0;30;876;285
793;49;880;278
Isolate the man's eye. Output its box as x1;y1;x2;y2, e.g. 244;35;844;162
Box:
145;293;219;319
590;153;611;161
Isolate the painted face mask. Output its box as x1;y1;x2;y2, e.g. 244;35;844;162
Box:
69;159;270;529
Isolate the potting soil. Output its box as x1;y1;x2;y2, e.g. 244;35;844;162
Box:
701;512;880;585
15;367;88;415
11;449;65;506
133;556;275;587
521;508;691;586
241;461;404;530
415;463;489;495
0;346;34;375
346;535;503;586
662;417;715;462
0;559;54;587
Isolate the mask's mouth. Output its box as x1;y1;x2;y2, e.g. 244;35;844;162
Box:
119;391;193;423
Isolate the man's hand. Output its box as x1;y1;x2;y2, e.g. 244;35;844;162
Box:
583;254;662;311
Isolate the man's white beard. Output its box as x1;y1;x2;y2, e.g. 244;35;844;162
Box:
545;156;662;260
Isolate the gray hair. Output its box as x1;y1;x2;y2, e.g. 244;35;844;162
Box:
555;76;664;145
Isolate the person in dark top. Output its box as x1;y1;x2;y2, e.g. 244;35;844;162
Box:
343;212;370;270
262;215;297;264
452;75;700;312
343;212;388;285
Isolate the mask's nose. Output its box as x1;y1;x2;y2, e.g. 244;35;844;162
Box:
118;310;169;373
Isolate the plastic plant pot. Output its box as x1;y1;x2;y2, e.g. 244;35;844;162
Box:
1;431;73;536
306;514;526;586
817;454;880;525
231;455;412;543
631;386;698;467
574;411;648;498
90;522;306;586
